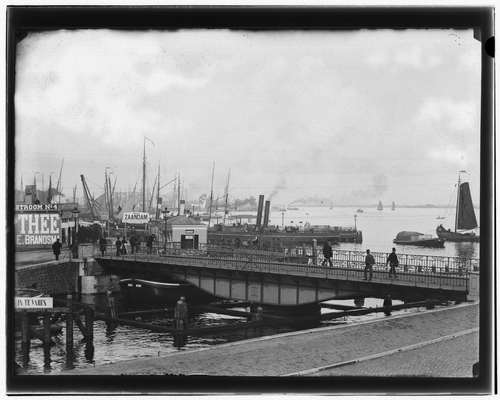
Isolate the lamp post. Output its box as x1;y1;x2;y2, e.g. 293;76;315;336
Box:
163;207;168;252
72;207;80;259
354;214;357;231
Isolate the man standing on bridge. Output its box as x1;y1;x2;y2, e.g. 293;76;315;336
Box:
115;237;122;256
322;241;333;267
364;249;375;281
386;247;399;279
52;238;62;260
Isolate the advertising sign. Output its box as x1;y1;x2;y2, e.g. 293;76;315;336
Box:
15;297;53;309
122;212;150;224
15;212;61;246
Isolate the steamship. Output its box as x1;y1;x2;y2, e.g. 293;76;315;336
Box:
207;195;363;250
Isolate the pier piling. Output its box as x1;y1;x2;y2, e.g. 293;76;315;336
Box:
21;311;30;368
43;312;51;370
65;294;74;367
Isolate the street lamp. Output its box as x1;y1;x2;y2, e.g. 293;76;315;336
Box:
72;207;80;259
163;207;168;252
354;214;357;231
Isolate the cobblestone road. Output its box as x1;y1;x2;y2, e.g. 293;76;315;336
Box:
309;330;478;377
63;302;478;376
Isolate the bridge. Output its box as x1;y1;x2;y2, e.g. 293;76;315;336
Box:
95;244;477;307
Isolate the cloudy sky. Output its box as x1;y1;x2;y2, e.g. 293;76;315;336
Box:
15;28;481;206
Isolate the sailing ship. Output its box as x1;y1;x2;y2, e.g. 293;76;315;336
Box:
377;201;383;211
436;172;479;242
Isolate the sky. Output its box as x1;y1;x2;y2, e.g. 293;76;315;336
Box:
15;28;481;206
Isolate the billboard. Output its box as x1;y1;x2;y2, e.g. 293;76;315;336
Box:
15;207;61;246
122;212;150;224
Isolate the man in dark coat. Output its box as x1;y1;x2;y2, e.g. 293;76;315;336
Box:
364;249;375;281
129;235;136;254
386;247;399;279
52;238;62;260
99;236;107;256
322;241;333;267
115;237;122;256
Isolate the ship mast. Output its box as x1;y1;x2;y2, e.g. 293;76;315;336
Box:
455;170;466;232
223;169;231;225
156;163;160;219
208;161;215;227
142;137;146;212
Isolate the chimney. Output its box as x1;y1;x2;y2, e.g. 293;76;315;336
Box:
256;195;265;228
263;200;271;228
179;200;185;216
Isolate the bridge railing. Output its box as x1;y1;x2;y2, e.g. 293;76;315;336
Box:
97;243;471;290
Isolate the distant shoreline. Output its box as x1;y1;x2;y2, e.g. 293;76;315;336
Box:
282;204;480;209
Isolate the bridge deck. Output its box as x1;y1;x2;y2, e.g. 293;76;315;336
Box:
98;250;470;293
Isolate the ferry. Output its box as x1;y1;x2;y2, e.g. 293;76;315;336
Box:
393;231;444;248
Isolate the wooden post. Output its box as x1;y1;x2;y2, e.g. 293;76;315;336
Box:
84;307;94;362
65;294;74;367
21;311;30;368
85;307;94;344
43;312;51;370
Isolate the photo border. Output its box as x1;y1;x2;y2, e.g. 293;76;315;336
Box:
5;5;495;394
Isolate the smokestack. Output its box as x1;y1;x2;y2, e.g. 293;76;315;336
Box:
256;195;265;227
263;200;271;228
179;200;185;216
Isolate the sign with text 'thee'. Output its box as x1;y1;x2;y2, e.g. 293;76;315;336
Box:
15;297;53;309
122;212;150;224
15;212;61;246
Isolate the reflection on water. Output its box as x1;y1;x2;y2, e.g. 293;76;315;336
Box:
454;242;477;259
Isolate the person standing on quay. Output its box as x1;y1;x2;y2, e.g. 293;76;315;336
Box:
99;236;107;256
322;241;333;267
364;249;375;281
386;247;399;279
174;296;189;330
52;238;62;260
115;237;122;256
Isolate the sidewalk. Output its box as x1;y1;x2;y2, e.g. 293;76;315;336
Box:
63;302;478;376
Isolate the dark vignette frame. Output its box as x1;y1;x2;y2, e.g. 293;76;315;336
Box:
5;6;495;395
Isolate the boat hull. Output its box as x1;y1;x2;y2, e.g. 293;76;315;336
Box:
119;279;216;306
393;239;445;248
436;226;480;242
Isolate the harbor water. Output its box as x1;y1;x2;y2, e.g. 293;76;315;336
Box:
17;206;479;374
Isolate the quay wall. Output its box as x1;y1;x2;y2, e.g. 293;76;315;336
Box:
16;260;81;295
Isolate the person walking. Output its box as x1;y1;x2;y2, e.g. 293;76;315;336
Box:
129;235;136;254
146;235;153;254
386;247;399;279
364;249;375;281
321;241;333;267
99;236;107;256
115;237;122;256
121;238;128;255
52;238;62;260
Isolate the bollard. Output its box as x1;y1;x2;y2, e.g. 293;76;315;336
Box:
383;295;392;316
107;290;117;320
43;312;51;370
65;294;74;367
21;311;30;368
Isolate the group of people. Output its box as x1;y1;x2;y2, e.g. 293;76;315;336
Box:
321;241;399;281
